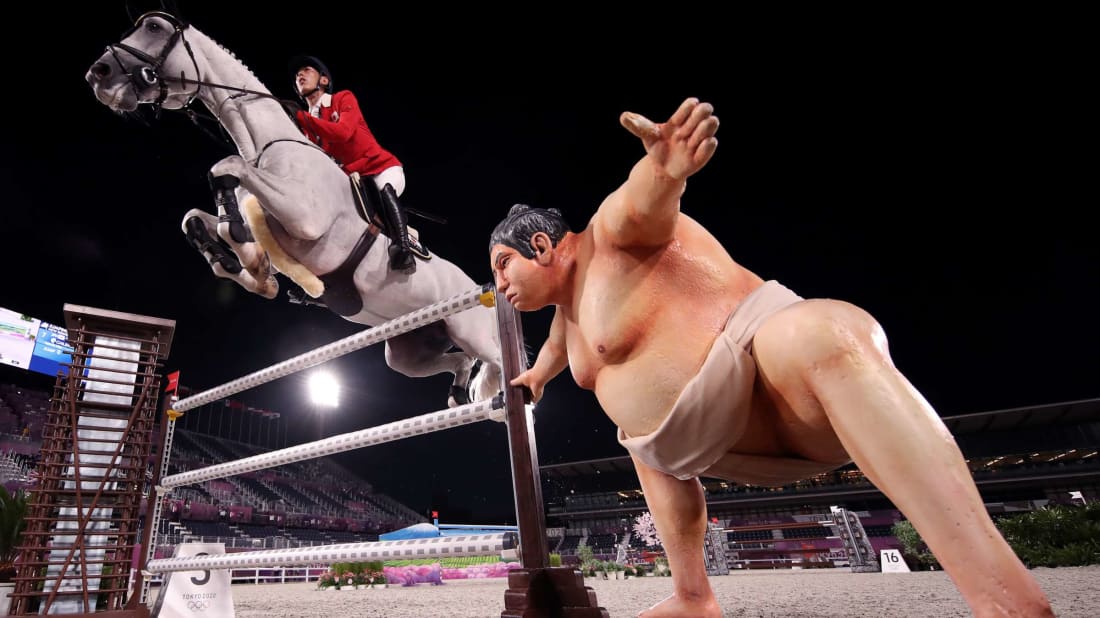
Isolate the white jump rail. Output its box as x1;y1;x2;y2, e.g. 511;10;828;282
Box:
170;284;494;411
160;397;504;487
146;533;517;574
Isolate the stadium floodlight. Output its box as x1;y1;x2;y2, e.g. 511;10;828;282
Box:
307;371;340;408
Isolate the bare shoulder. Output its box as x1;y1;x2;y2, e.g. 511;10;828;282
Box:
577;209;621;261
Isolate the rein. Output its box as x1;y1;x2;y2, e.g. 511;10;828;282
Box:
105;11;317;162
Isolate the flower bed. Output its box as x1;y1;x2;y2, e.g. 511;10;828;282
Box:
382;561;522;585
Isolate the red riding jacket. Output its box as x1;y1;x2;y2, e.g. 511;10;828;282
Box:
294;90;401;177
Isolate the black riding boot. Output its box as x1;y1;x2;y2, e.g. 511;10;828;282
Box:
379;183;416;274
208;173;253;244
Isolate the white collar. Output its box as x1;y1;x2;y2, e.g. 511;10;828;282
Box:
309;92;333;117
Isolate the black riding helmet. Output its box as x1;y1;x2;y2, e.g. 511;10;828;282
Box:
288;55;333;96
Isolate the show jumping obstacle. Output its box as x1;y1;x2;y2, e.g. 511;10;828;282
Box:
7;306;177;616
10;286;607;616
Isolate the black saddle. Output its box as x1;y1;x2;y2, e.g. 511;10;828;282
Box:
349;173;447;234
350;172;384;227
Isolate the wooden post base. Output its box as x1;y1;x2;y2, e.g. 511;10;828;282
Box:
501;566;609;617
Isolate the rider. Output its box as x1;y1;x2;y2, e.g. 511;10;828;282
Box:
286;54;426;274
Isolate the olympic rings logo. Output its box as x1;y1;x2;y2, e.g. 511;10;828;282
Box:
186;600;209;611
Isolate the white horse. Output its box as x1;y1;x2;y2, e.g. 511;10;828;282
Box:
85;10;503;406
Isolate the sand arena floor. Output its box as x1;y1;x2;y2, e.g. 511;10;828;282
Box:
149;565;1100;617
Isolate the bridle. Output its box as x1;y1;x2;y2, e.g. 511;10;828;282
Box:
105;11;202;112
102;11;317;161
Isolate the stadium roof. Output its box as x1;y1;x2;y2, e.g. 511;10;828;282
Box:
540;456;638;480
941;398;1100;435
539;398;1100;481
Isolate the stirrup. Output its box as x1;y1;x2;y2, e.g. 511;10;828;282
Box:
288;286;326;308
408;237;431;260
389;245;416;274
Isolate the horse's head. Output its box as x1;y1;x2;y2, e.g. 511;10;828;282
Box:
86;11;200;112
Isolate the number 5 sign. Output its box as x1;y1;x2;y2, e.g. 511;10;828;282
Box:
880;548;911;573
150;543;235;617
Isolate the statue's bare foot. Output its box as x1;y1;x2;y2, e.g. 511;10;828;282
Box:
637;593;721;617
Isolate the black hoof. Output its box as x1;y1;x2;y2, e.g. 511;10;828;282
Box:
184;216;243;274
448;359;484;407
448;385;470;407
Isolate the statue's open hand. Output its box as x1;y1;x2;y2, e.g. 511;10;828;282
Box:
620;97;719;181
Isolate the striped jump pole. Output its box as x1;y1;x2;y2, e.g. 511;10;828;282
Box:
146;534;517;574
171;284;495;412
160;398;505;488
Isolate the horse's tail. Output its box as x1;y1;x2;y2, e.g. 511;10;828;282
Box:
521;338;535;369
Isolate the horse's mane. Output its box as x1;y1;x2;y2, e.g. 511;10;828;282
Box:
188;24;267;92
115;24;274;135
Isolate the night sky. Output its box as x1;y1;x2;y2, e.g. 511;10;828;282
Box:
0;4;1094;524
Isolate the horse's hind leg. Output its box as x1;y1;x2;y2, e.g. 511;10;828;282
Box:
384;323;486;408
441;308;507;402
384;322;467;378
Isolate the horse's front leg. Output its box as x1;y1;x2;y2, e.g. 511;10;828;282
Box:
199;170;278;297
180;209;278;299
209;173;252;244
214;186;272;275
